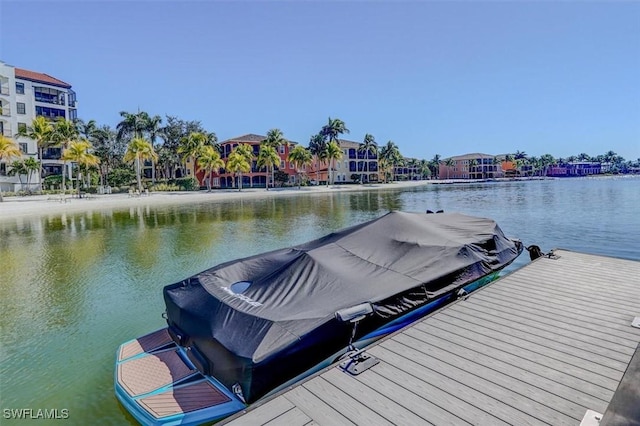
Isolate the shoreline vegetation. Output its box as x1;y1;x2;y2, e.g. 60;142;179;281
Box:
3;113;636;207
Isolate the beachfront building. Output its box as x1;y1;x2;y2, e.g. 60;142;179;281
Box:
438;153;502;180
196;134;297;188
0;61;77;192
547;161;602;177
307;139;380;184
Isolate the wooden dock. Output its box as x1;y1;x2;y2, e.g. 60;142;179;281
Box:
223;250;640;426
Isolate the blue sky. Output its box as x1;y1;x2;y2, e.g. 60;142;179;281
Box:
2;1;639;160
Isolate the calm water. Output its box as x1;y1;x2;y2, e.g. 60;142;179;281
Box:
0;176;638;424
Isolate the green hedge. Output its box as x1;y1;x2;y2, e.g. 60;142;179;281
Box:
173;177;199;191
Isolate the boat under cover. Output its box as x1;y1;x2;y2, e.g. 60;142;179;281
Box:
116;211;522;425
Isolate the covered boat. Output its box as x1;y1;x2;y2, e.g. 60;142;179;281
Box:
116;211;522;425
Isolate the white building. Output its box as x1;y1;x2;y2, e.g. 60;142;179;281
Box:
0;61;77;192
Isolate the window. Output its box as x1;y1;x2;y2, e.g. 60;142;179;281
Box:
0;163;6;175
16;82;24;94
17;102;26;114
0;122;3;134
19;143;27;154
279;146;285;154
18;122;27;132
280;160;285;169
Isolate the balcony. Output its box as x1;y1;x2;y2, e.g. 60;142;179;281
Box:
34;86;67;106
42;148;62;160
1;105;10;117
36;106;66;120
1;86;8;96
1;124;11;137
35;94;66;106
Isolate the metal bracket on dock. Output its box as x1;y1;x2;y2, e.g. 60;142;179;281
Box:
546;250;560;260
631;317;640;329
338;349;379;376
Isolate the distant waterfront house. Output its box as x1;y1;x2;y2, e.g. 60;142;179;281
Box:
547;161;602;177
439;153;501;180
0;61;77;192
394;158;425;181
195;134;297;188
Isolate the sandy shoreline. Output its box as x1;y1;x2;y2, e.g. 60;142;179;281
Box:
0;180;436;221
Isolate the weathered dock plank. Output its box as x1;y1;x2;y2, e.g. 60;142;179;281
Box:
447;302;632;362
224;250;640;425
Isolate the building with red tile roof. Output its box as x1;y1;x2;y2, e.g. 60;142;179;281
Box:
194;134;298;189
14;68;72;89
0;61;77;192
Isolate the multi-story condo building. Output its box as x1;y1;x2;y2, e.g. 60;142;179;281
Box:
547;161;602;177
438;153;502;180
307;139;379;184
394;157;426;181
0;61;77;192
195;134;297;188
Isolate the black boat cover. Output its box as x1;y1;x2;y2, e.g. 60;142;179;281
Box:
164;211;522;403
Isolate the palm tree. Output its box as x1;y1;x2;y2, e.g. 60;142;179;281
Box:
429;154;441;179
514;150;527;160
145;114;163;185
418;159;431;180
196;145;224;192
288;145;313;188
321;117;349;145
308;133;327;184
156;146;178;180
540;154;555;177
405;158;417;181
380;141;401;182
262;128;288;150
514;158;525;176
358;134;378;183
378;158;394;183
75;118;97;141
178;132;208;177
492;156;501;176
92;125;119;187
256;144;280;190
15;116;53;191
226;147;251;191
124;137;157;193
260;129;288;189
7;160;27;191
62;140;100;198
1;135;23;201
444;158;455;179
52;118;79;196
236;143;255;187
527;156;539;176
116;110;148;142
23;157;40;191
324;141;343;185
